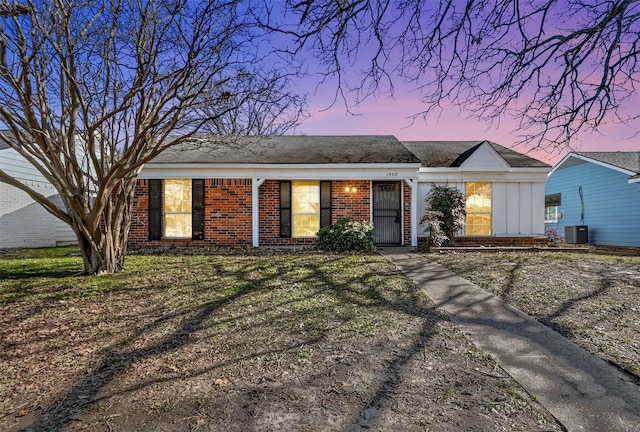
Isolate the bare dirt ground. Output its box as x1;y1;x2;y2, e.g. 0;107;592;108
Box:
0;248;561;431
430;250;640;377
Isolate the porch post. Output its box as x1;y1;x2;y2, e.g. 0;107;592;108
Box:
252;178;265;247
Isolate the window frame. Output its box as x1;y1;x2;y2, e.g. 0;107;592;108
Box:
163;178;193;239
148;178;204;241
464;181;492;236
544;193;561;224
280;180;332;238
545;205;559;223
291;180;321;238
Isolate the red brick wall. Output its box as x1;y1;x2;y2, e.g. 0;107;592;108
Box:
130;178;413;248
205;179;252;245
403;181;412;245
129;179;150;247
332;180;371;222
259;180;375;246
129;179;252;249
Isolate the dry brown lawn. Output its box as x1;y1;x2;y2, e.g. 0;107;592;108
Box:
0;247;561;432
430;250;640;376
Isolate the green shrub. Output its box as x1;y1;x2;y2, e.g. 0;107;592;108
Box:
420;184;466;247
421;210;449;248
316;217;375;252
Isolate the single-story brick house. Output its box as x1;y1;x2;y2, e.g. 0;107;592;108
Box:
130;136;551;249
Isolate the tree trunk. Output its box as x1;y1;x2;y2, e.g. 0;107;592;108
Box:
74;178;137;275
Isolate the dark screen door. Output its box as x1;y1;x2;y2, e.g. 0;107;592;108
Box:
373;181;402;244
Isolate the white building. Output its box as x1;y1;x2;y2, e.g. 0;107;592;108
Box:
0;139;76;248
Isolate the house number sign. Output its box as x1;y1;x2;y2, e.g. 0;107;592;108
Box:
386;172;398;177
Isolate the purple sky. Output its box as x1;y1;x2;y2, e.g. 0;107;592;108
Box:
294;86;639;166
274;0;640;168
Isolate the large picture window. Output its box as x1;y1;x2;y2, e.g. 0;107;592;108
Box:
164;179;192;238
148;179;204;241
292;181;320;237
279;181;331;238
465;182;492;236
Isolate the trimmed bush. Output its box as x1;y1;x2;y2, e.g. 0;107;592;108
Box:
316;217;375;252
420;184;466;247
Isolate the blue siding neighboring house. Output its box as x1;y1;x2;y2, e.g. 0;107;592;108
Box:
545;152;640;247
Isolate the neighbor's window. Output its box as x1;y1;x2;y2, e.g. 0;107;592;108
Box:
292;181;320;237
545;193;561;223
164;179;192;238
465;182;492;236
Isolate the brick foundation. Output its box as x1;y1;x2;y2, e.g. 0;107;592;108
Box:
431;236;550;247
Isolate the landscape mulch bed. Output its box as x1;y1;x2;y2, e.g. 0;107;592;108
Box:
0;248;560;431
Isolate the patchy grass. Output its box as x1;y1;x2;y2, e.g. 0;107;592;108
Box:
431;251;640;375
0;248;559;431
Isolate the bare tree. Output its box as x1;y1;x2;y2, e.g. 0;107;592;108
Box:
271;0;640;150
204;68;308;136
0;0;304;274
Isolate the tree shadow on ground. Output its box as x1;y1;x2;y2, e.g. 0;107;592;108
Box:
16;257;287;432
305;257;443;431
14;253;442;432
540;273;612;337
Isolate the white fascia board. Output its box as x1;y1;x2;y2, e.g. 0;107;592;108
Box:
629;176;640;184
419;166;550;173
417;168;549;183
139;163;421;180
142;162;421;170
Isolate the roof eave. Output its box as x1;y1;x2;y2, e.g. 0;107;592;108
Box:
551;152;636;177
143;162;422;170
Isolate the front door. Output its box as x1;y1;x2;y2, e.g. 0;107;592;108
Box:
373;181;402;245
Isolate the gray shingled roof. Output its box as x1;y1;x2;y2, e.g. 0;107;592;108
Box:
401;140;550;168
152;135;422;164
575;152;640;174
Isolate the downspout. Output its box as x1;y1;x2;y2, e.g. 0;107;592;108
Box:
579;185;585;225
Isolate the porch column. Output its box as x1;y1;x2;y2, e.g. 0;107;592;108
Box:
252;178;265;247
405;179;418;247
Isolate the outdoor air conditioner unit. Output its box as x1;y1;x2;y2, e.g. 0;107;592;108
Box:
565;225;588;244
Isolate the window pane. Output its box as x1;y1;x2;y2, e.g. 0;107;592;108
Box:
164;179;192;238
165;179;192;212
292;181;320;237
293;214;320;237
465;214;491;236
292;181;320;214
165;214;192;238
465;182;491;236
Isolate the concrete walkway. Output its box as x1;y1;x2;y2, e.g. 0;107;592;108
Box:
380;248;640;432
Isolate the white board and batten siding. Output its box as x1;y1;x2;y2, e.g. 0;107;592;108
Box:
417;181;546;237
416;142;549;237
493;182;546;236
